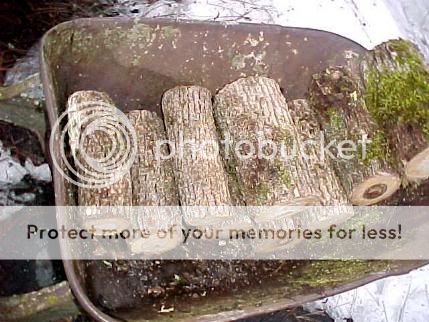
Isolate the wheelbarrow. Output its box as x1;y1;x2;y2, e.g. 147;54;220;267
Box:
37;17;426;322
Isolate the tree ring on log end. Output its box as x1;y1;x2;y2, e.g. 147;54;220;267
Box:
253;196;321;223
185;215;253;233
84;218;130;236
254;239;296;255
129;236;179;255
252;196;321;254
351;174;401;205
363;184;388;200
405;147;429;182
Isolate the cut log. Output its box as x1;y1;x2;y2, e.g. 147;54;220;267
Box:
67;90;133;234
362;39;429;183
251;204;354;254
309;67;400;205
214;76;323;212
215;87;353;253
162;86;252;231
127;110;182;254
213;77;354;254
254;99;354;253
288;99;349;206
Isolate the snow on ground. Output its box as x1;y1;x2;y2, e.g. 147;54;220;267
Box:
304;265;429;322
0;142;51;206
6;0;428;100
4;43;43;101
0;142;51;185
113;0;402;49
385;0;429;61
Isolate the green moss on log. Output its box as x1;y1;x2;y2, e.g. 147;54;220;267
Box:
364;39;429;140
327;107;346;133
326;107;390;165
275;160;293;188
360;130;391;166
255;182;270;204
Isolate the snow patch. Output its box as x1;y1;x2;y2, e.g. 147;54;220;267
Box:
304;265;429;322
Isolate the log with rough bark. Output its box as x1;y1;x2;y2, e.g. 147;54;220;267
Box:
253;99;354;254
214;77;353;253
67;90;132;235
309;67;401;205
288;99;349;206
214;76;325;212
127;110;182;254
362;39;429;183
162;86;252;231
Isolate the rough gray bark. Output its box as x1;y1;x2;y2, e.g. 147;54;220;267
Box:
162;86;251;231
288;99;348;206
67;90;132;234
127;110;181;254
213;76;323;211
128;110;179;206
362;40;429;183
309;68;400;205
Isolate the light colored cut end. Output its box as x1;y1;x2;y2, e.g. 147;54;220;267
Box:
351;174;401;205
185;215;254;238
253;218;301;255
254;208;355;255
254;239;296;255
84;218;130;236
405;147;429;182
253;196;321;223
130;235;180;255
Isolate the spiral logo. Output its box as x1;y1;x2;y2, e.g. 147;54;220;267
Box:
50;100;137;189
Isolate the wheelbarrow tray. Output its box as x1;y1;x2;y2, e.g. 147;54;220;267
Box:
40;17;425;322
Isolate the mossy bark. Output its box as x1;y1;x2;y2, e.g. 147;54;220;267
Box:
249;101;356;253
362;39;429;182
162;86;250;230
128;110;179;206
67;90;132;233
214;76;336;211
309;67;400;205
127;110;181;254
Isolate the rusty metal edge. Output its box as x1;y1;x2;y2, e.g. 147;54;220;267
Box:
40;18;122;322
192;262;429;322
39;17;427;322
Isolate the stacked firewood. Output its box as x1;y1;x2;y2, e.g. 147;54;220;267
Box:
66;39;428;257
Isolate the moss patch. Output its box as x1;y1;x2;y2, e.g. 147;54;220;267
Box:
327;107;345;132
359;130;391;165
272;159;292;188
291;260;389;287
364;39;429;140
255;182;269;205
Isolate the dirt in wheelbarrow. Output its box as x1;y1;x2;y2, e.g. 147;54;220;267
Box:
81;183;429;320
85;258;418;321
